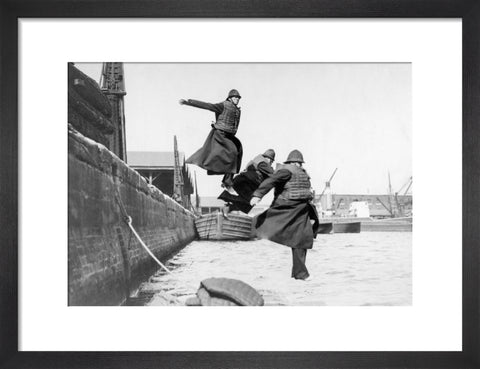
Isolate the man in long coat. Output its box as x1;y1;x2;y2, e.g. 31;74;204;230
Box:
179;89;242;190
250;150;320;280
218;149;275;214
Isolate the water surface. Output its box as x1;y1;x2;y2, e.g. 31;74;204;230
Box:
133;232;411;306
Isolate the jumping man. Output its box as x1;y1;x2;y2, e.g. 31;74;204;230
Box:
179;89;243;191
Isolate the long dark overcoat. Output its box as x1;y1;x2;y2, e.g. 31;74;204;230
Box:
255;198;319;249
252;168;320;249
186;127;243;175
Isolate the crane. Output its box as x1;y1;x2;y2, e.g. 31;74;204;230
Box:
397;176;413;196
318;168;338;199
380;174;412;217
99;63;127;161
394;176;413;217
316;168;338;213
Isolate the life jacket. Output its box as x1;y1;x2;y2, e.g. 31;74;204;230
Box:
214;100;241;134
278;163;313;200
246;154;270;181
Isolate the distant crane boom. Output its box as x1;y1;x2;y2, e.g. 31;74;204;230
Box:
397;176;413;195
327;167;338;183
318;168;338;198
403;180;412;196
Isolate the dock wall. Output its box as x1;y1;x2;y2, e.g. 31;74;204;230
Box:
68;127;196;306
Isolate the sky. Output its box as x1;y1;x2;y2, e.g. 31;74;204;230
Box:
74;63;412;198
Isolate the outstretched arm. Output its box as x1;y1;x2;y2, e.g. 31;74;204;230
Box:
179;99;224;113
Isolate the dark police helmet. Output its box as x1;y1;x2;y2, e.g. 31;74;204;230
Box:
284;149;305;164
262;149;276;161
227;89;241;99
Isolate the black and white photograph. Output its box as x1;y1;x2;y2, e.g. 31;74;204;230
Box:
13;17;467;358
68;62;412;307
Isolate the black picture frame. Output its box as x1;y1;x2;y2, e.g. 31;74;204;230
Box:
1;1;479;368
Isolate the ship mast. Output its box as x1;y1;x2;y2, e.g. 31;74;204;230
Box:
173;135;184;205
387;171;400;217
394;176;413;217
100;62;127;161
